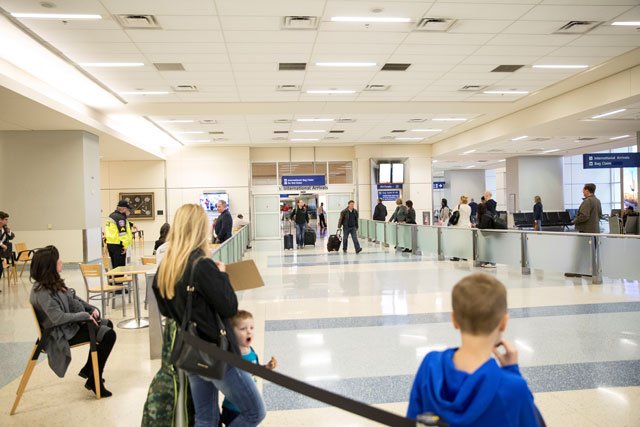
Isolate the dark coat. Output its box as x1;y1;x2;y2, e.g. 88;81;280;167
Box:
290;207;309;225
485;199;497;215
406;207;417;224
533;202;543;221
574;195;602;233
338;208;359;229
214;209;233;243
373;203;387;221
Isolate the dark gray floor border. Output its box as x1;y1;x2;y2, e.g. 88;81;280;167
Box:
268;255;423;268
265;301;640;332
264;359;640;411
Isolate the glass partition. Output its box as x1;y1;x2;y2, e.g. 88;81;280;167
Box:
600;236;640;280
398;224;412;248
527;233;592;275
417;226;438;257
477;230;521;266
368;220;376;240
376;222;386;244
386;223;397;246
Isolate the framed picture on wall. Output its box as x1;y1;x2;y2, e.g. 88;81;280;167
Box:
119;192;155;220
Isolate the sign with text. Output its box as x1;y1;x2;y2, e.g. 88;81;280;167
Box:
282;175;326;187
378;190;401;201
433;181;446;189
377;183;403;189
583;153;640;169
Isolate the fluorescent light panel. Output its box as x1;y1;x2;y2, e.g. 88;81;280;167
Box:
331;16;410;23
306;90;356;94
498;159;506;162
176;131;205;134
432;118;467;122
533;64;588;69
610;135;630;141
465;165;476;169
544;149;559;153
484;90;529;94
118;91;170;95
412;128;442;132
591;108;626;119
12;13;102;20
612;21;640;26
296;118;333;122
316;62;376;67
463;150;476;154
511;135;528;141
156;119;194;123
395;137;423;141
80;62;144;67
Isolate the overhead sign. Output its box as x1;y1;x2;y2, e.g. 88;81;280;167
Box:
583;153;640;169
282;175;326;186
378;190;401;201
433;181;446;189
377;184;403;189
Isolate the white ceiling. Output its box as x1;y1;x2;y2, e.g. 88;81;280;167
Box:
0;0;639;161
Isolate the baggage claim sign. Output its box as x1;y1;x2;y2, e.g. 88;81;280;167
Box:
280;175;328;191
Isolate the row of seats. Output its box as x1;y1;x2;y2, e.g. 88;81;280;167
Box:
513;211;573;228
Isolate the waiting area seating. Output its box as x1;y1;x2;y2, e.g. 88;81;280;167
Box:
513;211;573;229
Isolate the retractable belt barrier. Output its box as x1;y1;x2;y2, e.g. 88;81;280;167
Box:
183;334;448;426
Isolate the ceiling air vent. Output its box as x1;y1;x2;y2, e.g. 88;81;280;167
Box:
172;85;198;92
276;84;301;91
381;63;411;71
477;160;488;163
364;84;390;91
279;63;307;71
336;118;356;123
273;130;289;134
208;131;224;135
459;84;487;92
530;137;550;142
199;119;217;124
391;130;406;133
329;130;344;134
415;18;456;32
116;14;161;29
154;63;185;71
487;149;504;153
576;137;597;141
554;21;602;34
274;119;292;124
491;65;524;73
282;16;319;30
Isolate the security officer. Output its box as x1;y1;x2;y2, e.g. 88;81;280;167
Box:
105;200;133;271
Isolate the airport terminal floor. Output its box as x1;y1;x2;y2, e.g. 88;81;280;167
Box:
1;233;639;426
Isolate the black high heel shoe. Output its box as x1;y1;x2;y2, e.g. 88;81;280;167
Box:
85;379;112;398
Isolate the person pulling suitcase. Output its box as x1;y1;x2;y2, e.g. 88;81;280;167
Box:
337;200;362;254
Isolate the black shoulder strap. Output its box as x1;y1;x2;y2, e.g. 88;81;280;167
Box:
182;257;227;336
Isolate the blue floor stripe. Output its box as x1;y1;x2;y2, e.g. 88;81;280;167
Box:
264;359;640;411
265;302;640;332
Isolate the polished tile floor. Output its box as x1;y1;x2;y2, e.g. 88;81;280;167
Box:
0;233;639;426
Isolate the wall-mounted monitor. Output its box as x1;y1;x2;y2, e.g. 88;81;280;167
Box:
379;163;391;184
200;192;229;216
392;163;404;183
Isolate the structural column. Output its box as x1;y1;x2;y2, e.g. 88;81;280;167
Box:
0;130;101;262
443;170;486;208
505;156;564;212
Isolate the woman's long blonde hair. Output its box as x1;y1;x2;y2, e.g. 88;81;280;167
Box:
157;204;210;299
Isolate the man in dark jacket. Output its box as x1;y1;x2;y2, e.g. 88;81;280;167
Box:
373;198;387;221
566;183;602;278
289;199;309;249
214;200;233;243
484;191;497;216
338;200;362;254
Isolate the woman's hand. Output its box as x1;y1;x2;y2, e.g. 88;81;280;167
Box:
215;261;226;272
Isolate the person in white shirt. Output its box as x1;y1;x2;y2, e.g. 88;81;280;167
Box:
451;195;472;261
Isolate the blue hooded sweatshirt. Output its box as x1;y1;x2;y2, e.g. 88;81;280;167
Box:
407;348;540;427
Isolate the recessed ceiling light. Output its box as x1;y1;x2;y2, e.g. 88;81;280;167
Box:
293;130;325;133
330;16;410;23
412;129;442;132
463;150;476;154
432;118;467;122
611;21;640;26
591;108;626;119
315;62;376;67
543;149;560;153
465;165;476;169
483;90;529;94
498;159;506;162
290;138;320;142
609;134;630;141
296;118;334;122
511;135;528;141
306;90;356;94
11;13;102;19
176;131;206;134
118;91;170;95
432;160;439;163
394;137;423;141
79;62;144;67
532;64;588;69
156;119;194;123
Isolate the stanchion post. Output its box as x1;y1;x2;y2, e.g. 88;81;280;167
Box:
591;236;602;284
437;227;445;261
472;229;482;267
520;232;531;275
411;224;419;254
382;222;389;248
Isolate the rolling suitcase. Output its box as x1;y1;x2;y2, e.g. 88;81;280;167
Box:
284;222;294;250
304;227;316;246
327;229;342;252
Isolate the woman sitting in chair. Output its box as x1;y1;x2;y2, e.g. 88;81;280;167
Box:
29;246;117;397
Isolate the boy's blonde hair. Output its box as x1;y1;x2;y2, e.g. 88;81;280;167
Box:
452;273;507;335
232;310;253;327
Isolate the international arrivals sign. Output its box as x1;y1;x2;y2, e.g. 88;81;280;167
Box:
583;153;640;169
280;175;328;190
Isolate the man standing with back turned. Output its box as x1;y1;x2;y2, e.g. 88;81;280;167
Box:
566;183;602;278
105;200;133;271
214;200;233;243
338;200;362;254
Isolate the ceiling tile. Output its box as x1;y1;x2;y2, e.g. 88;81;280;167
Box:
521;4;633;21
55;42;140;54
100;0;217;15
143;53;229;63
223;30;317;43
155;15;221;30
136;43;227;54
126;30;224;43
395;44;479;56
215;0;325;16
568;34;640;47
316;31;407;44
403;32;494;45
31;29;130;43
426;3;535;20
448;19;514;34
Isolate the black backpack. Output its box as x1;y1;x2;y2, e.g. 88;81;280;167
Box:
448;205;460;226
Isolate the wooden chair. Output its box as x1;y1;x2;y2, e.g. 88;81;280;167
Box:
140;256;156;265
2;257;18;288
14;243;34;277
80;264;126;317
102;256;133;303
10;305;100;415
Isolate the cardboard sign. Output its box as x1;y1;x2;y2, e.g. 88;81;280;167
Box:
225;259;265;291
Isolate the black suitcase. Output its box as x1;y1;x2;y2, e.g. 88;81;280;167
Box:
284;223;294;250
304;228;316;246
327;230;342;252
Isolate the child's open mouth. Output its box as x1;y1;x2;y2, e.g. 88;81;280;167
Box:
246;337;252;344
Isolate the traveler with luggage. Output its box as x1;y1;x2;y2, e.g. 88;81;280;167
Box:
317;202;327;230
289;200;309;249
338;200;362;254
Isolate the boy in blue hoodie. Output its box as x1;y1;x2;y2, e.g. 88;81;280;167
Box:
407;273;543;427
